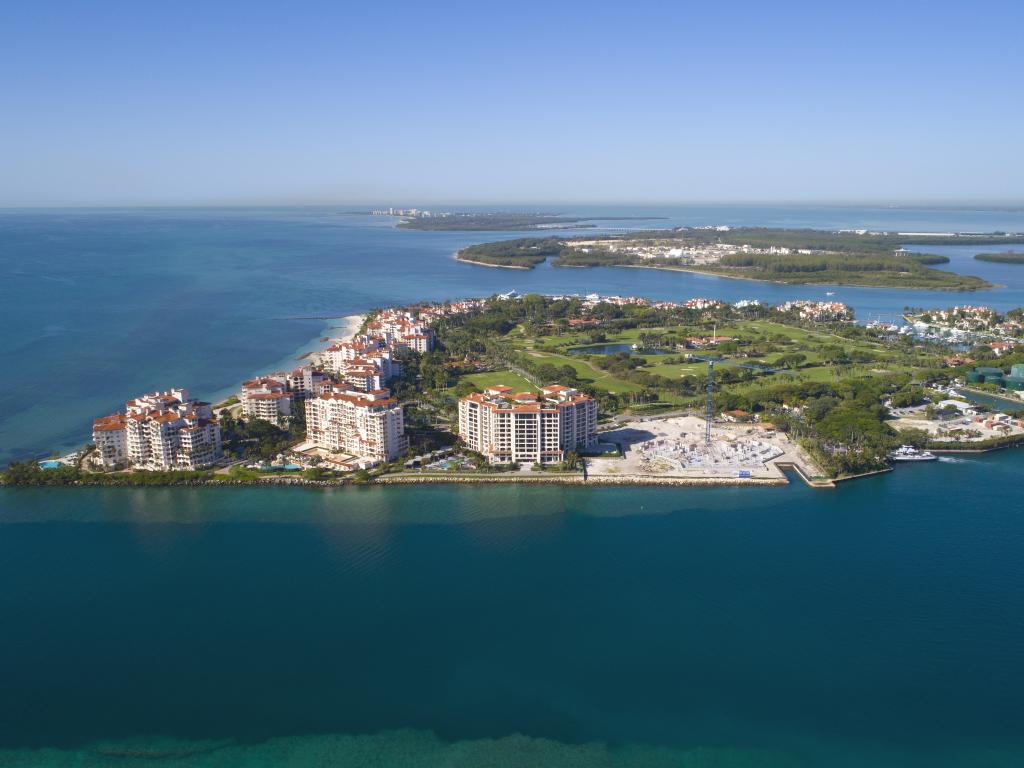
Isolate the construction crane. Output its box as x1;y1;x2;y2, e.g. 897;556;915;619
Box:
705;359;714;445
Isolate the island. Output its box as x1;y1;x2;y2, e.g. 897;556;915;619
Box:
455;226;1024;289
366;210;664;231
6;292;1024;489
975;251;1024;264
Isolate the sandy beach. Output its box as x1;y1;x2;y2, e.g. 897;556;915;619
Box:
453;252;532;270
307;314;365;365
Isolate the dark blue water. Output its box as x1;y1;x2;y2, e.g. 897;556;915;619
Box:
1;452;1023;765
3;205;1024;462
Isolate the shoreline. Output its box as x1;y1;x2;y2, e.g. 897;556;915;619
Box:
1;473;793;490
454;253;532;270
5;456;837;490
455;255;996;290
226;313;364;387
303;313;364;367
376;473;791;488
580;263;999;291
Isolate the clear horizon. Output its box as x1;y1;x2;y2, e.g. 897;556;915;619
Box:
3;199;1024;211
3;1;1023;207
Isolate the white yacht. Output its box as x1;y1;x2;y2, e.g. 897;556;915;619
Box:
889;445;937;462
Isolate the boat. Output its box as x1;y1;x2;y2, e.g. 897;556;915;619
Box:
889;445;937;462
826;291;835;296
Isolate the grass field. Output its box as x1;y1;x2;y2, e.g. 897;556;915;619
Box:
501;318;933;410
461;370;537;392
525;351;645;394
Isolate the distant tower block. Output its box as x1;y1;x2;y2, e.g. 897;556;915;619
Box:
705;360;714;445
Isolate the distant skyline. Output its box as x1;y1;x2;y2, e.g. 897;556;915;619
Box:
2;1;1023;207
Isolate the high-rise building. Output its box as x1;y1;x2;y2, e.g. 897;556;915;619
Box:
92;389;223;470
458;385;597;464
305;387;407;463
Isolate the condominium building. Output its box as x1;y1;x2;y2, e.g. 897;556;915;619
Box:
92;389;223;470
458;384;597;464
285;365;335;400
321;337;384;372
92;413;128;467
321;338;401;390
305;387;407;462
364;315;435;353
240;376;292;427
339;361;384;392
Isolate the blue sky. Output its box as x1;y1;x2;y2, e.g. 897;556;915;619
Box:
2;1;1022;206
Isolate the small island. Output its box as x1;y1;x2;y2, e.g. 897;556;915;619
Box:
455;227;1024;290
391;211;664;231
6;293;1024;490
975;251;1024;264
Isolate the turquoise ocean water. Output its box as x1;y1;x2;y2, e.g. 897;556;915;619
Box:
2;205;1024;765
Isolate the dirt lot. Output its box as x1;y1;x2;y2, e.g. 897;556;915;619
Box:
587;415;820;482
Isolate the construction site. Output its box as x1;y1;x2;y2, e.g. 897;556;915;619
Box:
586;360;822;484
586;415;815;483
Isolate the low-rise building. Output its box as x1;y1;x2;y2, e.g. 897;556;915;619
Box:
458;384;597;464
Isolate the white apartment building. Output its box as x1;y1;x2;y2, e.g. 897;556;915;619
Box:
339;361;384;392
285;365;335;400
92;413;128;467
364;316;435;353
321;338;401;389
305;387;407;462
92;389;223;470
240;376;292;427
458;384;598;464
321;338;383;371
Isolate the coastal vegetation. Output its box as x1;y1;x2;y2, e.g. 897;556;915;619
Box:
559;247;985;289
975;251;1024;264
0;461;219;487
396;212;661;231
456;237;565;267
456;227;1024;289
219;410;306;461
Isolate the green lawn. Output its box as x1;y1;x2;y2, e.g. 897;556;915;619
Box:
525;351;644;394
461;370;537;392
638;361;707;378
537;320;887;355
512;319;917;408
